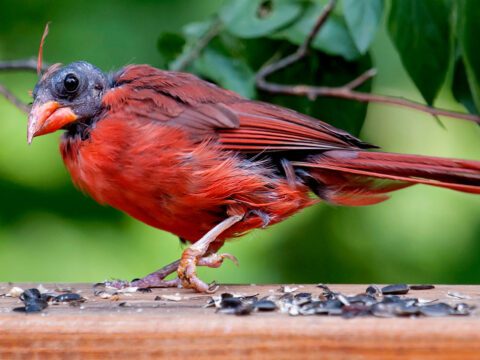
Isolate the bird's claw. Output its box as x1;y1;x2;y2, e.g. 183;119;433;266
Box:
178;250;240;292
207;281;220;293
198;252;239;267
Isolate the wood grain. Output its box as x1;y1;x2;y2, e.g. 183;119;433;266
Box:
1;283;480;359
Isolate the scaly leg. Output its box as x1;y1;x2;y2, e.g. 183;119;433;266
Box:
129;252;239;289
131;259;181;288
177;215;243;293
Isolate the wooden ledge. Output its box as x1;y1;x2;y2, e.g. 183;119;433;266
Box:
1;283;480;359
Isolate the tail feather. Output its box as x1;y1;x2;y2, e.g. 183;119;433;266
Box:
292;150;480;206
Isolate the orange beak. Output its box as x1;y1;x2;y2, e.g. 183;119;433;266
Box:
27;101;78;144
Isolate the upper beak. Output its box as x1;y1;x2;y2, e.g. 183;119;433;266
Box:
27;101;78;144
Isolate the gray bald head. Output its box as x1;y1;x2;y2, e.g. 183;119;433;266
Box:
33;61;110;123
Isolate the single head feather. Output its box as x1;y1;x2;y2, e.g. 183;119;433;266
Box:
37;22;51;76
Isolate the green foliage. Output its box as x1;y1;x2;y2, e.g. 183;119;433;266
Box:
157;33;186;69
275;3;360;61
386;0;480;115
459;0;480;113
452;57;478;115
344;0;384;54
158;0;379;135
192;38;258;98
220;0;303;38
388;0;451;106
157;0;480;136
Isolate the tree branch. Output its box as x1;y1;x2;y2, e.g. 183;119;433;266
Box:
0;58;45;114
170;18;223;72
255;0;480;125
0;84;30;113
0;58;48;72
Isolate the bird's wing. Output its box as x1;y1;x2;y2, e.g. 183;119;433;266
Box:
105;65;374;152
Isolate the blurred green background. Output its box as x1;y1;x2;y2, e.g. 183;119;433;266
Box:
0;0;478;285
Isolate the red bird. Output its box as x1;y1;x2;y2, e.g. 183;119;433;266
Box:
28;62;480;292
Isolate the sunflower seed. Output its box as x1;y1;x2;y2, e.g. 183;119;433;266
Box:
381;284;409;295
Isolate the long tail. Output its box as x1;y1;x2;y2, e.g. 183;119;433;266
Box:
292;150;480;206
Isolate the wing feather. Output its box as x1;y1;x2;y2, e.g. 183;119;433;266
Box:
107;65;375;152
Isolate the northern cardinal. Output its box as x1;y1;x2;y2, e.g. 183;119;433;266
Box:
27;61;480;292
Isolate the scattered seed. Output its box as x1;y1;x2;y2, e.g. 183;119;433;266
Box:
317;284;336;299
453;303;472;316
342;303;370;318
365;285;381;296
221;297;243;308
288;306;301;316
371;303;396;318
348;294;377;306
420;303;454;317
293;292;312;306
279;285;298;293
381;284;410;295
15;288;49;313
336;294;351;306
53;293;84;303
417;298;438;304
7;287;24;298
409;284;435;290
154;294;182;302
253;300;277;311
447;291;471;300
208;285;474;318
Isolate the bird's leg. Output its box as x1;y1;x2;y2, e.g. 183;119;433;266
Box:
130;259;181;289
127;252;238;289
197;252;239;268
108;215;242;291
177;215;243;293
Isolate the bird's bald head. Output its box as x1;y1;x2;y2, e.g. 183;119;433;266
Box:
28;61;109;143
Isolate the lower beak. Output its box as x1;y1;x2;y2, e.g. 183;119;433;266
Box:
27;101;78;144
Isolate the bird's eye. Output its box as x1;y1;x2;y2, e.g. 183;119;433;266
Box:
64;73;79;93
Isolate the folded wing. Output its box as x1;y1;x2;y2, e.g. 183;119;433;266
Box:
107;65;374;153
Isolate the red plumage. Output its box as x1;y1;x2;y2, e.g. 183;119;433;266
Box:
29;63;480;292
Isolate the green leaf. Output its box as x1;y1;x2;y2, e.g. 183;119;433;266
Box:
388;0;451;105
182;20;215;39
452;57;479;115
344;0;383;54
192;39;257;98
459;0;480;112
220;0;302;38
168;18;222;72
274;3;361;61
156;32;186;69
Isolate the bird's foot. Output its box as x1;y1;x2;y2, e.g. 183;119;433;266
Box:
178;250;238;293
105;260;181;290
198;252;239;268
107;251;237;291
106;216;243;292
176;215;243;293
130;259;181;289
